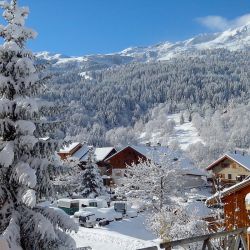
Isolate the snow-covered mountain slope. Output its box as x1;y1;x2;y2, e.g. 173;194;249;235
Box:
138;113;203;151
167;114;203;150
36;22;250;69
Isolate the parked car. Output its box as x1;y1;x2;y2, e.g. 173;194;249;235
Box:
111;201;138;218
80;207;122;222
75;210;110;227
77;211;96;228
57;198;79;215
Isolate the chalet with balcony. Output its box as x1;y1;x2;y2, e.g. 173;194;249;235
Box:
206;152;250;187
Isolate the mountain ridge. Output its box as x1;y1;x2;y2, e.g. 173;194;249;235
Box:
36;22;250;67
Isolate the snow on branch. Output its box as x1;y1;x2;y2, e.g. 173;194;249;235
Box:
35;206;79;233
0;141;14;168
20;189;36;208
12;161;37;188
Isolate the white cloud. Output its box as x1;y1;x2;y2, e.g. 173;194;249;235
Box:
197;13;250;31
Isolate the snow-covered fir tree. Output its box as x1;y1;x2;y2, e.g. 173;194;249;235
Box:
78;147;106;198
0;1;78;249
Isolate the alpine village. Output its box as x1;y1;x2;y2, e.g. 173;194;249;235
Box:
0;0;250;250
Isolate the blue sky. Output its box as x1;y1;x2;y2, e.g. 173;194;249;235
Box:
5;0;250;55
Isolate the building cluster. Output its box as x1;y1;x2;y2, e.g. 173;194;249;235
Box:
206;151;250;231
58;142;250;232
58;142;207;186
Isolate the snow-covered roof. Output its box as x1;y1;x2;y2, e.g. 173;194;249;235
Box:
106;145;197;171
39;137;50;141
71;145;115;162
206;152;250;171
94;147;115;161
182;168;207;176
206;177;250;204
131;145;171;164
71;144;89;160
59;142;81;154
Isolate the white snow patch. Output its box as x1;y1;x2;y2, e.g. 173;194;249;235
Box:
15;120;36;135
71;214;159;250
0;141;14;168
79;71;93;80
168;114;203;150
14;162;37;188
21;189;36;208
59;142;81;154
138;113;203;151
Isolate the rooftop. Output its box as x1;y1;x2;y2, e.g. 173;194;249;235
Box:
106;145;201;173
59;142;81;154
206;177;250;204
70;144;115;162
207;152;250;171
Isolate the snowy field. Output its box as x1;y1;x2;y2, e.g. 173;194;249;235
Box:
139;113;203;150
71;214;159;250
167;114;203;150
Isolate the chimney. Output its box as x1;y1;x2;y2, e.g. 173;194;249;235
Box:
157;142;161;147
146;142;151;147
235;150;237;154
243;151;245;156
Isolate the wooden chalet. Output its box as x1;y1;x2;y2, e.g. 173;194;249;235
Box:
105;145;207;185
105;145;172;182
206;178;250;231
206;152;250;188
69;145;117;186
57;142;82;160
104;146;147;178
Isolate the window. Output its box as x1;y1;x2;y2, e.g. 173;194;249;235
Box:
228;174;232;179
70;202;79;208
222;163;230;168
113;169;123;178
89;202;97;207
232;163;237;169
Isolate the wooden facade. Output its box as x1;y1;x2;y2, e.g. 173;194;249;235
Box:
105;146;148;183
105;146;147;169
207;179;250;231
223;185;250;230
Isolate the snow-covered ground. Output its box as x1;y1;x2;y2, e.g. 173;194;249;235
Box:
138;113;203;151
167;114;203;150
71;214;159;250
70;186;213;250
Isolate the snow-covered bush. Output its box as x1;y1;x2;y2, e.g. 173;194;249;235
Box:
147;205;208;247
0;1;78;249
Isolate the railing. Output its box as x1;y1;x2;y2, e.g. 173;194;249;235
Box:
159;227;247;250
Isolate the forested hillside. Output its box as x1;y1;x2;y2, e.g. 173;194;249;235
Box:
41;48;250;149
